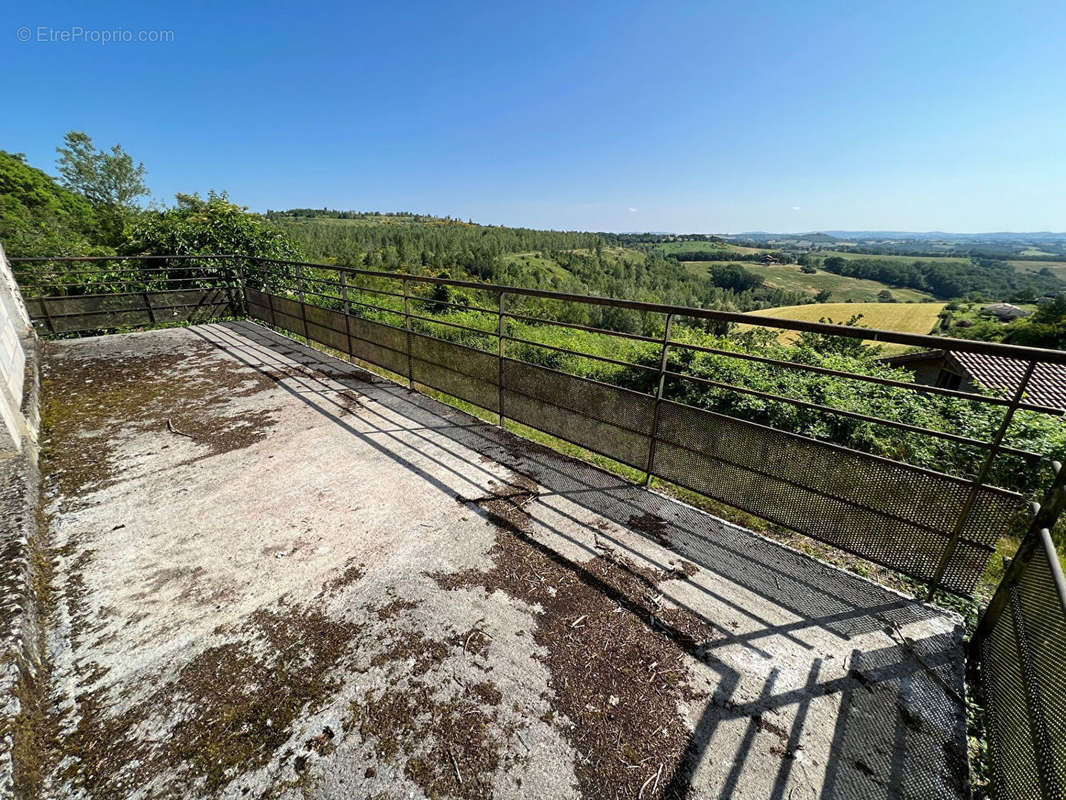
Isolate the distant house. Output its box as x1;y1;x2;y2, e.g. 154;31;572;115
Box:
981;303;1031;322
883;349;1066;409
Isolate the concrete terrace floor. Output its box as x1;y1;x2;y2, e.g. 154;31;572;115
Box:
35;321;969;800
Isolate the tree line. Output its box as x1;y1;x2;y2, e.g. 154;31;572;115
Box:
815;255;1063;300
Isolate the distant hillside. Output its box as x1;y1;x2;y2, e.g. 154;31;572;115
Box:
267;211;810;314
0;150;104;257
685;261;935;303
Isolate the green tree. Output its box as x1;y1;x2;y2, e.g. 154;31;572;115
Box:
56;131;148;208
122;191;302;285
814;289;832;302
55;131;149;244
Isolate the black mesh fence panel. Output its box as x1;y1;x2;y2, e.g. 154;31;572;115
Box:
650;400;1023;594
304;305;350;354
979;532;1066;800
26;288;234;333
410;333;500;412
25;277;1042;599
245;288;274;326
502;358;654;470
347;315;409;376
269;295;307;338
251;294;410;376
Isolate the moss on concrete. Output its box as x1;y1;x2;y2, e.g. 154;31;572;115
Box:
40;339;280;506
58;603;361;797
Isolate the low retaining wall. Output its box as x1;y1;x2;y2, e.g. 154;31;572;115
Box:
0;245;32;453
0;244;44;800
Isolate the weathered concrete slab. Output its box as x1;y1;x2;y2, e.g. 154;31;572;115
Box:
35;321;968;799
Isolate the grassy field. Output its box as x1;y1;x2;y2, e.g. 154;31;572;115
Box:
742;301;946;353
686;261;935;303
656;240;765;256
1009;259;1066;280
818;250;971;266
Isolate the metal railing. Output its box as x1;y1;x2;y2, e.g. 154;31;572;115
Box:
10;254;1066;600
11;252;1066;799
970;463;1066;800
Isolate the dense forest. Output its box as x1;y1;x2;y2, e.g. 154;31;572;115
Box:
266;211;807;314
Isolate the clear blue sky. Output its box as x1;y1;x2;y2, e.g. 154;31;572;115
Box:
2;0;1064;233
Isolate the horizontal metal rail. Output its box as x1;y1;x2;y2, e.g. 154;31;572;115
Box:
667;338;1058;413
27;252;1066;362
409;297;500;316
667;369;1041;459
502;334;662;373
244;256;1066;364
406;311;497;337
502;310;664;345
13;253;1060;601
9;254;240;263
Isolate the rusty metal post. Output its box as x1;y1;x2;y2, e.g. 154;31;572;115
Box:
295;263;309;339
339;270;354;361
403;278;414;389
644;313;674;487
927;359;1037;600
497;290;506;426
143;287;157;326
266;289;277;328
38;296;56;336
236;258;249;318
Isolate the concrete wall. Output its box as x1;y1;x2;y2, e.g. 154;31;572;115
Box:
0;245;32;452
0;244;42;800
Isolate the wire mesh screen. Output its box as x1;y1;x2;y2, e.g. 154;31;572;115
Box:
650;400;1024;594
249;292;410;377
245;288;274;326
304;304;350;354
268;295;307;338
410;333;500;412
979;531;1066;800
502;358;655;470
17;262;1054;599
25;288;235;333
346;315;410;376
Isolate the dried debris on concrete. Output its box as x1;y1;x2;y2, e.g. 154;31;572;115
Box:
17;324;970;800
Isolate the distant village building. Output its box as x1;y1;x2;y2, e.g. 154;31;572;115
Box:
883;349;1066;409
981;303;1031;322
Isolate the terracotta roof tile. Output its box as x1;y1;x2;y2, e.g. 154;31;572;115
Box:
951;351;1066;411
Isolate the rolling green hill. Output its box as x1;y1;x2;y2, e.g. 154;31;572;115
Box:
816;250;971;266
654;240;765;257
684;261;935;303
1009;260;1066;281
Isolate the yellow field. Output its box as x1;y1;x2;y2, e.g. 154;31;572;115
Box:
742;302;946;353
